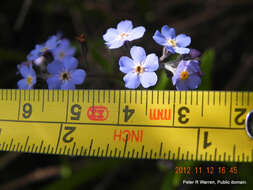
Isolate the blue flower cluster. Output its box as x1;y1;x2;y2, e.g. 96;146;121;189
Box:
103;20;203;90
17;21;203;91
17;34;86;89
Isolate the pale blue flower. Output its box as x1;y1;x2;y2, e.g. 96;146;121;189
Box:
27;35;59;61
153;25;191;54
17;65;36;89
47;57;86;89
52;39;75;61
119;46;159;89
172;60;202;90
103;20;145;49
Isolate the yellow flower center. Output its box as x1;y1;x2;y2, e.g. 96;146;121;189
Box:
167;39;176;47
135;65;144;74
61;72;70;81
180;71;189;80
120;32;129;39
41;47;49;52
58;51;65;59
26;76;33;85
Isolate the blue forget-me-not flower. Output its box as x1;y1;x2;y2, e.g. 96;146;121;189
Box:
103;20;145;49
27;35;59;61
47;57;86;89
119;46;159;89
172;60;202;90
153;25;191;55
17;64;37;89
52;39;75;61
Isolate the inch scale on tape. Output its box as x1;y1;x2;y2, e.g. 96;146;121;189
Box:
0;89;252;162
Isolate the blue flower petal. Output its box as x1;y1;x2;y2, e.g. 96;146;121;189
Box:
47;60;64;74
187;75;201;89
17;79;30;89
29;75;36;86
174;47;190;54
171;74;178;86
153;31;166;46
127;26;145;41
70;69;86;84
103;28;119;42
59;39;70;48
130;46;146;63
175;34;191;47
117;20;133;33
67;48;75;56
45;35;58;49
105;40;124;49
119;56;135;74
186;60;201;74
63;57;78;71
47;75;61;89
161;25;176;39
123;72;140;89
139;72;157;88
29;67;36;78
175;80;188;90
143;54;159;72
27;45;42;61
19;65;30;77
61;81;75;90
177;60;188;70
53;39;75;61
165;46;176;54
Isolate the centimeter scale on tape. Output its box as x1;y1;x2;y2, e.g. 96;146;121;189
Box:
0;89;253;162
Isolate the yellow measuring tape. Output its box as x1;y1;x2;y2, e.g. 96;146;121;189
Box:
0;89;252;162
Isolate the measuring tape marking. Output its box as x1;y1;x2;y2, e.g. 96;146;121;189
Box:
0;118;248;130
0;122;252;161
0;90;253;162
1;90;252;131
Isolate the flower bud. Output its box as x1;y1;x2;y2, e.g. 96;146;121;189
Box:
189;49;201;59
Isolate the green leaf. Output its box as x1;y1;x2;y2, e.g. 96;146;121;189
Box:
154;70;169;90
199;49;215;90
